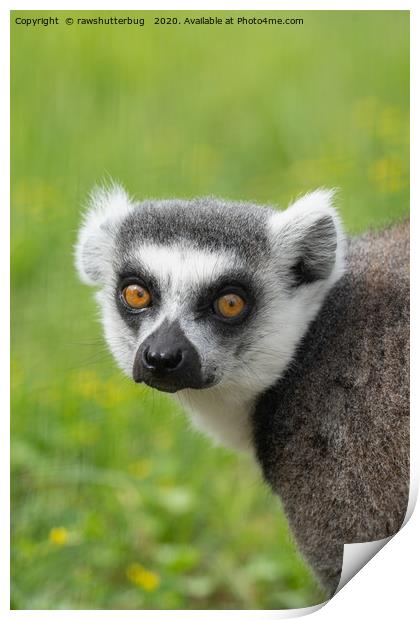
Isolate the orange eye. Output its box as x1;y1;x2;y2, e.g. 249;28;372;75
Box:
122;283;152;310
215;293;246;319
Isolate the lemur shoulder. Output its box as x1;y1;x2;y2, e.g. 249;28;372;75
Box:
75;186;409;595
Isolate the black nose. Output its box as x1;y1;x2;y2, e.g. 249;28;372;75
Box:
132;320;205;392
142;346;183;374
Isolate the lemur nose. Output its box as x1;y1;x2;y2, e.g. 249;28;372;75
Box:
142;346;183;374
133;320;203;391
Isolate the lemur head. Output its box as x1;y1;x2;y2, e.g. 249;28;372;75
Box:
75;185;345;410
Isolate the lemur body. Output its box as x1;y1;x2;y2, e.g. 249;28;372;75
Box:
76;186;409;595
253;223;409;592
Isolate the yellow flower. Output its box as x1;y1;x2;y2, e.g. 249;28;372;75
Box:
128;459;153;480
49;527;69;546
126;563;160;591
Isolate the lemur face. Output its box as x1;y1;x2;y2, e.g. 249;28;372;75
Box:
76;186;344;400
110;239;262;394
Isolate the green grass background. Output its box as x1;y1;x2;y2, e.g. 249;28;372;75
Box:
11;10;409;610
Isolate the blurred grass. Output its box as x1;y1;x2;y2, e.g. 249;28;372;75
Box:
11;10;409;610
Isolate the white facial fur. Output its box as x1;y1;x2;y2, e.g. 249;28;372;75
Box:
75;186;346;454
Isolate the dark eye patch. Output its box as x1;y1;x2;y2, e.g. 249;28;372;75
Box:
114;262;161;328
193;272;257;325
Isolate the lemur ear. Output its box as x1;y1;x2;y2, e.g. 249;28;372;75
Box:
75;184;134;286
268;189;346;286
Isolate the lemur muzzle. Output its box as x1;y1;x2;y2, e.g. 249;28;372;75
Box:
132;320;204;392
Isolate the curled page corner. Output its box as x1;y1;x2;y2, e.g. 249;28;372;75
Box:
335;536;391;594
334;477;417;597
277;602;326;618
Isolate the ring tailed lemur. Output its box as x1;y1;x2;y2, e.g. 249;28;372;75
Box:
75;185;409;595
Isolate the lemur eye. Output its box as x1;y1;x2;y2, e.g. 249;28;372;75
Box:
122;283;152;310
215;293;246;319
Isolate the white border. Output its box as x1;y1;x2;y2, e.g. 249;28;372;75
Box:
4;2;414;10
4;2;417;618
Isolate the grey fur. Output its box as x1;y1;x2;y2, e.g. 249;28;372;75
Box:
116;197;271;267
252;222;409;594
